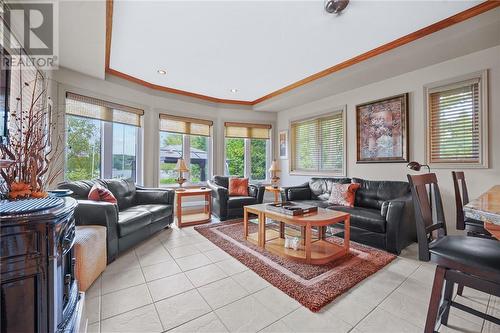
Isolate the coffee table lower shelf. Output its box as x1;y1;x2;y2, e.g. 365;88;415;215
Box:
247;229;348;264
243;204;350;265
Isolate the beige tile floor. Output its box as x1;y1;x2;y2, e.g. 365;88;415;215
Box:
85;225;499;333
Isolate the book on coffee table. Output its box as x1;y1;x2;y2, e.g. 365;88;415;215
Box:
266;201;318;216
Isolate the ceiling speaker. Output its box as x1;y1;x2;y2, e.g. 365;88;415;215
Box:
325;0;349;14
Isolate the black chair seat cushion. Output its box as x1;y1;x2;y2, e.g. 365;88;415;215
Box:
139;204;173;223
118;207;152;236
329;206;386;233
429;236;500;278
228;196;257;208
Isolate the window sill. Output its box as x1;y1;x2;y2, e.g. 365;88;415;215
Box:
160;181;208;189
289;170;346;177
427;162;488;169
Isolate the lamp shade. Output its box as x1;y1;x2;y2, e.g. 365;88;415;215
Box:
174;158;189;172
269;159;281;172
406;161;422;171
406;161;430;173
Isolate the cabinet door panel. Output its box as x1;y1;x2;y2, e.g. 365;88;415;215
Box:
1;274;42;333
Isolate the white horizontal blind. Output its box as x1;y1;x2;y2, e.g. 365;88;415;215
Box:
291;112;344;174
429;79;480;164
321;114;344;172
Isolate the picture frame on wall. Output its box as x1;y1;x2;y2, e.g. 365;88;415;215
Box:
279;130;288;159
356;93;409;163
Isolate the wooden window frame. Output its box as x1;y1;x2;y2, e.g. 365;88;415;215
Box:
289;106;347;177
424;70;488;169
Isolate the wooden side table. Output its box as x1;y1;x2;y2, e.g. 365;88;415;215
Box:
175;188;212;228
265;186;282;203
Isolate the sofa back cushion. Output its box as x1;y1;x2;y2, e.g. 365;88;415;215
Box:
101;178;136;210
309;177;351;201
58;179;99;199
88;184;118;204
352;178;410;210
213;176;229;189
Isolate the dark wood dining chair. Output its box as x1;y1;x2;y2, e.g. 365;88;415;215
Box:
407;173;500;333
452;171;493;238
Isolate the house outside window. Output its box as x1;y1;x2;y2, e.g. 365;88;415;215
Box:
159;114;212;186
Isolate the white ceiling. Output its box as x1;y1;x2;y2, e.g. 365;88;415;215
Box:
108;0;481;101
59;0;106;80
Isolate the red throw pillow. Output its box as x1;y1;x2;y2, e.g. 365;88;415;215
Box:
228;178;249;196
88;184;117;204
328;183;361;207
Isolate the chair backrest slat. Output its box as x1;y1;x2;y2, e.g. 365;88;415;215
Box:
408;173;447;261
452;171;470;230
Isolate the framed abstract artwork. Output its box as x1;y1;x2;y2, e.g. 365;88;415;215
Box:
279;130;288;159
356;93;409;163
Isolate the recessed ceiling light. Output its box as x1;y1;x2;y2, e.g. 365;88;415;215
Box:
157;69;167;75
230;88;238;93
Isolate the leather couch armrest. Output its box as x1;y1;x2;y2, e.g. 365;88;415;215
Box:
135;188;175;205
383;193;417;254
249;184;265;203
280;183;311;201
74;200;120;263
207;180;229;220
207;180;228;201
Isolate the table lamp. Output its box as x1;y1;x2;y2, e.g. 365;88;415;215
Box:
174;158;189;191
407;161;431;173
269;159;281;188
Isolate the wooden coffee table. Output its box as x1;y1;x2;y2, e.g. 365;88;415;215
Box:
243;203;350;265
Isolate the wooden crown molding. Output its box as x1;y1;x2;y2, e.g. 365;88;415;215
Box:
105;0;500;106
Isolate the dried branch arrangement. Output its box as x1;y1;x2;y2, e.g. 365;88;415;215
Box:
0;75;64;199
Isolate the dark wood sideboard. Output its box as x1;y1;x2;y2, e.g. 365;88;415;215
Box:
0;197;83;333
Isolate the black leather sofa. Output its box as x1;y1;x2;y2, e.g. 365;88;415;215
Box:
58;178;174;263
281;177;416;254
207;176;265;221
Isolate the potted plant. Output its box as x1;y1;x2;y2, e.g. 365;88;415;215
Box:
0;74;63;200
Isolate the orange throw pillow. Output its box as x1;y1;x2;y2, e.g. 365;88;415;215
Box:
88;184;118;204
328;183;361;207
228;178;249;196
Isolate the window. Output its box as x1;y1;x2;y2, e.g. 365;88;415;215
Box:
224;122;271;181
65;93;143;182
426;72;488;168
66;116;102;180
290;110;345;175
112;123;138;179
159;114;212;186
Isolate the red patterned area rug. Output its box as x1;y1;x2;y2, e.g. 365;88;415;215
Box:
194;220;396;312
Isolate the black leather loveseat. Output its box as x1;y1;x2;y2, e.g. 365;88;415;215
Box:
207;176;265;221
58;178;174;263
281;177;416;254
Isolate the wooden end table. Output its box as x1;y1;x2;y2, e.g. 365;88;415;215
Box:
243;204;350;265
265;186;282;204
175;188;212;228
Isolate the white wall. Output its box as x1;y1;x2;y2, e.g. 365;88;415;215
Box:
48;68;276;188
276;45;500;233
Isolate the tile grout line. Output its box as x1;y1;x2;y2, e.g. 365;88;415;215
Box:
351;261;424;331
135;247;165;332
